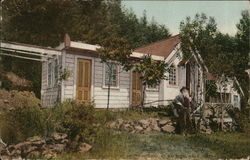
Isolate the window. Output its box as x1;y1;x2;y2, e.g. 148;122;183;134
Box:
169;65;177;85
48;59;58;88
147;84;158;90
233;95;239;107
104;63;119;87
54;59;58;86
48;62;53;88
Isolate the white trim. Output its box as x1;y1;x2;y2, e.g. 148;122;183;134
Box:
70;42;100;51
165;43;181;63
102;62;120;89
146;84;159;91
234;77;244;97
131;52;164;61
167;64;178;87
47;60;53;88
73;55;95;101
0;41;61;56
61;50;66;102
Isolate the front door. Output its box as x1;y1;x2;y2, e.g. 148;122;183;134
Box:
132;72;142;106
76;58;92;104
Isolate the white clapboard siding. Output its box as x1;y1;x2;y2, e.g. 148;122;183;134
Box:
145;90;159;106
41;56;61;107
93;58;131;108
63;53;76;99
60;52;162;108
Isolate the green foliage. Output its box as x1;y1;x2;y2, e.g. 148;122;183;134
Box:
59;68;71;81
232;108;250;134
110;8;171;49
205;80;218;98
179;13;217;60
180;13;237;76
0;106;54;144
0;100;97;144
180;11;249;108
133;55;169;106
234;10;250;102
53;101;97;143
98;37;132;71
1;0;170;98
134;55;168;87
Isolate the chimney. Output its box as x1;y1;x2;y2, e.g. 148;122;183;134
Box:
64;33;71;47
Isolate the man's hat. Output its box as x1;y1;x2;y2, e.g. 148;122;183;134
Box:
180;87;188;92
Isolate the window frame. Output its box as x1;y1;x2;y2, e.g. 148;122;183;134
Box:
233;95;239;107
47;61;53;88
168;64;177;86
47;59;58;88
146;84;159;91
103;62;120;89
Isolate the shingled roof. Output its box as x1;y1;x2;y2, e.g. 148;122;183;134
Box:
134;34;180;58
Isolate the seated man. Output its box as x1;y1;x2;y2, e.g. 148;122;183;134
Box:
173;87;192;134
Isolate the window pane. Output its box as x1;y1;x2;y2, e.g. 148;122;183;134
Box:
105;63;118;86
48;62;52;87
169;66;176;85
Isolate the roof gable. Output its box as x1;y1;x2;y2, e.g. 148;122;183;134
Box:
134;34;180;58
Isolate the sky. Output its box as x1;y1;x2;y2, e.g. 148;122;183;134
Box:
122;1;249;36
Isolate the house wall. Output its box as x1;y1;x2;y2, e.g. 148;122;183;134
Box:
62;51;132;108
216;79;241;109
93;58;131;108
61;50;162;108
162;50;183;105
41;56;61;107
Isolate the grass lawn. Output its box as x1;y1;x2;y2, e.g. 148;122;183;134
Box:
59;130;250;160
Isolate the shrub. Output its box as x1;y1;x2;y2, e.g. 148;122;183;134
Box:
53;100;97;143
0;106;54;144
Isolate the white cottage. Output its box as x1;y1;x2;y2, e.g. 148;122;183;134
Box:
40;34;243;109
0;34;242;109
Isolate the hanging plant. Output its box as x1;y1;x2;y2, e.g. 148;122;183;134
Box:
59;68;71;81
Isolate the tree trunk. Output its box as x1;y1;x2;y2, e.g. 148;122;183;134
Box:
140;84;146;112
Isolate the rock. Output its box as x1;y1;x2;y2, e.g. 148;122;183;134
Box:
161;125;175;133
107;121;116;129
158;119;170;126
79;143;92;153
115;118;124;129
0;139;9;156
46;143;66;153
150;123;161;132
51;133;67;141
26;136;42;142
26;136;45;146
4;99;9;104
121;123;133;132
134;125;143;132
60;139;69;144
139;119;150;127
22;146;37;155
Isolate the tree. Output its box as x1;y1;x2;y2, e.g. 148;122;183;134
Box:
1;0;171;98
109;4;171;49
133;55;168;109
97;37;132;109
235;10;250;103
